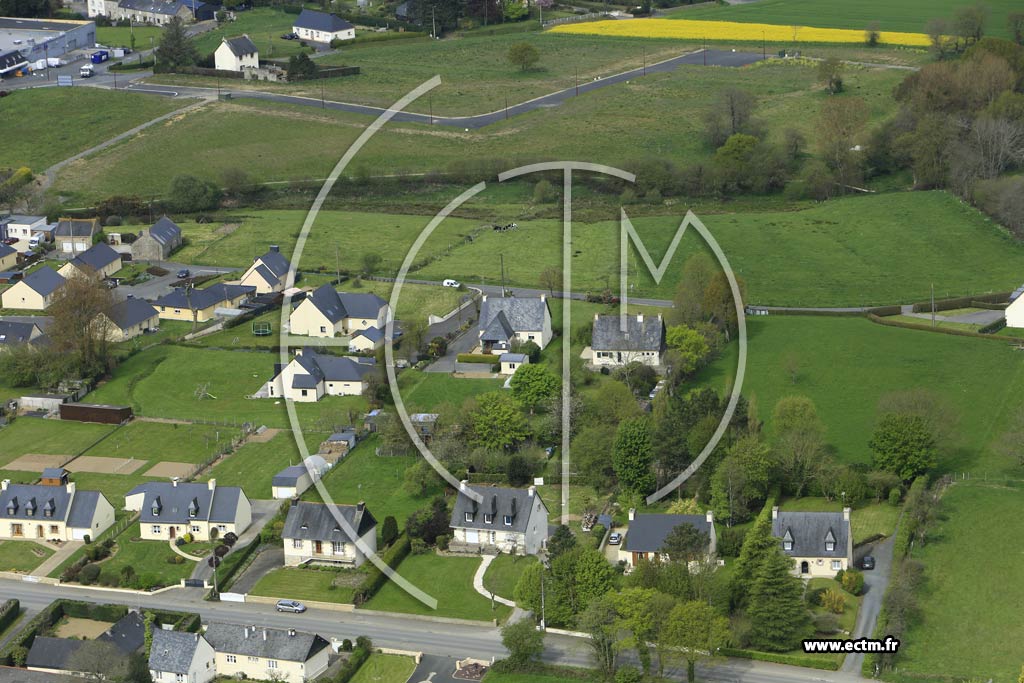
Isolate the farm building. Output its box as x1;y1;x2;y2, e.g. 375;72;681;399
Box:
291;9;354;44
132;216;182;261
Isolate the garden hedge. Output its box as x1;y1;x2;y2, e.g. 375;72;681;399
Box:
867;314;1015;341
332;644;371;683
0;600;19;635
352;533;411;605
457;353;498;364
910;291;1009;313
720;647;840;670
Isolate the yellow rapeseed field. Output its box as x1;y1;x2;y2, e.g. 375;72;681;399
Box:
549;18;931;47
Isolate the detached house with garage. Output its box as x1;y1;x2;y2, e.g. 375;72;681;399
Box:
203;623;332;683
264;348;377;401
132;216;183;261
771;506;853;578
289;285;388;338
54;218;101;255
0;475;115;541
1;266;65;310
149;629;216;683
449;482;549;556
619;509;717;570
477;295;553;354
125;479;252;541
94;298;160;342
57;242;122;280
282;500;377;568
292;8;354;44
237;246;289;294
153;283;255;322
590;313;665;368
214;35;259;72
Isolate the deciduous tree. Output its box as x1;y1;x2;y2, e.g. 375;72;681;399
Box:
470;391;530;449
500;618;544;667
663;601;731;683
507;42;539;71
869;413;938;481
613;417;655;494
510;363;559;413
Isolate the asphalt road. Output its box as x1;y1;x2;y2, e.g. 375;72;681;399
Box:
114;260;238;302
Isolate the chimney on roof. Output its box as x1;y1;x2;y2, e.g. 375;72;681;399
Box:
270;245;280;253
172;477;179;487
208;478;216;491
539;293;546;302
356;501;365;512
637;313;643;323
528;486;535;498
262;629;268;641
772;506;779;520
194;633;199;642
291;497;299;508
706;510;714;524
244;628;249;639
628;508;636;522
288;629;295;637
1;480;8;491
843;507;851;522
66;482;76;496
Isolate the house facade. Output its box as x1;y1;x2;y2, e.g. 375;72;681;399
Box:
619;509;717;569
289;285;388;338
0;244;17;271
203;623;331;683
95;299;160;342
590;313;665;367
153;283;255;322
2;215;48;245
125;479;252;541
1007;286;1024;328
214;35;259;72
283;500;377;568
0;477;115;542
477;295;552;354
771;506;853;578
292;9;355;43
449;483;548;556
57;242;122;280
265;348;376;402
54;218;100;255
132;216;183;261
0;266;65;310
499;352;528;375
237;246;289;293
149;630;216;683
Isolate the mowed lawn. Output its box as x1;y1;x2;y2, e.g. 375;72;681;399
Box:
304;437;441;535
696;316;1024;472
397;373;505;412
95;24;163;48
205;430;330;500
98;523;197;587
85;346;367;428
250;566;360;604
669;0;1020;40
362;553;511;622
778;497;899;544
0;88;182;171
191;8;313;59
0;541;54;573
0;419;114;469
482;553;538;599
81;421;228;464
349;654;416;683
898;482;1024;680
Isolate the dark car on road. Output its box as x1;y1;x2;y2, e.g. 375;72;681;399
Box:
861;556;875;570
176;268;190;279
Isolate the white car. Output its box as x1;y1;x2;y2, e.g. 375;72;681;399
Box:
442;279;461;288
608;532;622;545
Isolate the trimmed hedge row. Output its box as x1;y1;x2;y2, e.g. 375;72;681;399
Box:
216;537;263;594
758;308;865;317
0;600;19;635
867;314;1015;341
352;533;411;605
720;647;840;671
978;317;1006;334
333;644;371;683
971;300;1008;310
892;476;929;561
910;291;1009;313
457;353;498;363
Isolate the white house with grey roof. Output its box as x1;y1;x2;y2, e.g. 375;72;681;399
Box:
619;509;716;569
2;215;48;247
0;475;114;541
125;479;252;542
264;347;377;402
449;482;548;556
477;295;553;354
149;629;216;683
589;313;665;368
203;623;331;683
236;246;289;294
282;499;377;567
57;242;122;280
1;266;65;311
94;298;160;342
215;34;259;72
289;284;388;338
292;8;354;43
132;216;183;261
771;506;852;577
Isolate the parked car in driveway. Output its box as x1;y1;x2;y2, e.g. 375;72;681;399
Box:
608;532;622;545
861;555;875;570
276;599;306;613
2;237;17;245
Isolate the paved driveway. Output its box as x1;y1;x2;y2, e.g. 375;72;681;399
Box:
842;530;897;673
408;654;459;683
225;547;284;595
116;261;238;302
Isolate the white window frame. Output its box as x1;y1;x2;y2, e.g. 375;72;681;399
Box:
152;525;162;534
267;660;278;670
226;655;237;664
783;540;792;551
293;539;303;549
831;560;842;571
503;515;512;526
826;541;835;552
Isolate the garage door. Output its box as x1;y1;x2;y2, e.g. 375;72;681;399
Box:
71;528;88;540
465;530;479;543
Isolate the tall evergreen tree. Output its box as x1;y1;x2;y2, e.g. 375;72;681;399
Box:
730;501;777;607
155;16;198;71
746;546;812;651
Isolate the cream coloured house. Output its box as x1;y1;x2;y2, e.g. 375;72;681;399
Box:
214;35;259;72
125;479;252;541
149;629;216;683
499;352;528;375
153;283;254;322
619;509;717;570
57;242;122;280
772;506;853;578
0;266;65;310
289;285;388;338
0;475;115;542
237;246;290;293
590;313;665;368
265;348;377;402
283;500;377;568
0;244;17;271
204;623;331;683
94;298;160;342
292;8;354;43
477;295;553;353
1007;286;1024;328
449;483;548;556
0;320;45;350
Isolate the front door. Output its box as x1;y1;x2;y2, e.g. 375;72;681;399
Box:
314;540;322;555
800;561;809;574
169;526;176;539
37;525;44;539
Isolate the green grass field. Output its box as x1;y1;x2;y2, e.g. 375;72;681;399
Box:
98;522;197;587
204;430;329;500
81;421;228;464
362;552;511;622
779;497;899;544
349;653;416;683
697;316;1024;473
889;315;984;333
667;0;1019;40
83;346;367;428
0;88;183;171
897;482;1024;681
0;419;115;469
250;566;359;604
482;553;538;599
0;541;54;573
192;8;315;59
305;436;441;534
397;372;505;412
96;25;163;48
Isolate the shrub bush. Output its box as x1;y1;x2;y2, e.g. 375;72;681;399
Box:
842;569;865;596
805;586;826;607
341;638;353;652
720;648;840;671
717;526;747;557
79;564;101;584
436;534;449;551
0;600;19;634
821;588;846;614
813;613;840;633
352;534;411;605
457;353;498;364
615;666;643;683
888;488;901;506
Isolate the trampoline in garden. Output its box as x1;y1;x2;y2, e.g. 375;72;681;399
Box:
253;321;272;336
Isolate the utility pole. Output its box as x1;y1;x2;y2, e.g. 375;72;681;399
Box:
539;568;546;631
762;30;766;59
429;96;433;125
538;0;542;27
931;283;936;327
500;253;506;296
431;5;436;38
642;46;646;76
335;244;341;283
321;79;325;109
575;67;578;95
44;43;49;81
703;37;707;65
504;95;508;120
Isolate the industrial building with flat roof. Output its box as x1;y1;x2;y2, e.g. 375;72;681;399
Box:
0;17;96;60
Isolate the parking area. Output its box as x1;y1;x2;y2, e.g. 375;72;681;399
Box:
408;654;459;683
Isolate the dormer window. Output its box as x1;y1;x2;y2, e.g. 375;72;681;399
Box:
782;528;794;552
25;499;35;517
6;498;17;516
503;515;512;526
826;541;835;552
151;496;162;517
784;540;793;551
465;512;473;523
825;529;836;553
484;514;493;524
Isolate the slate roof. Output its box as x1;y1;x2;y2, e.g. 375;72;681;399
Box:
98;611;146;654
293;8;354;33
147;216;182;245
337;292;387;320
256;248;290;278
127;481;247;524
479;296;548;336
480;310;514;343
450;484;546;534
591;314;664;352
149;629;206;675
41;467;68;480
272;465;309;487
66;490;104;529
203;623;331;663
772;511;849;559
0;482;73;523
500;353;528;363
67;243;120;273
154;283;255;311
0;243;15;260
283;500;377;541
0;320;41;345
624;513;711;553
53;218;99;239
326;431;356;445
223;34;258;57
305;284;347;323
0;50;28;75
351;326;383;343
20;266;65;297
5;215;46;225
104;299;158;331
117;0;188;15
25;636;85;671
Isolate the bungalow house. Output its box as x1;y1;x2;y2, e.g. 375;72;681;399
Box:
237;246;289;294
57;242;122;280
28;611;146;677
0;476;115;541
590;313;665;368
132;216;183;261
214;34;259;72
271;455;328;499
265;348;377;402
94;298;160;342
771;506;853;578
2;215;48;246
153;283;255;322
0;243;16;271
619;509;717;569
149;629;216;683
499;352;528;375
449;482;549;556
124;479;252;541
282;499;377;568
1007;284;1024;329
349;326;385;352
54;218;100;255
203;623;332;683
0;320;44;349
477;295;552;354
1;267;65;311
289;284;388;338
292;9;355;44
